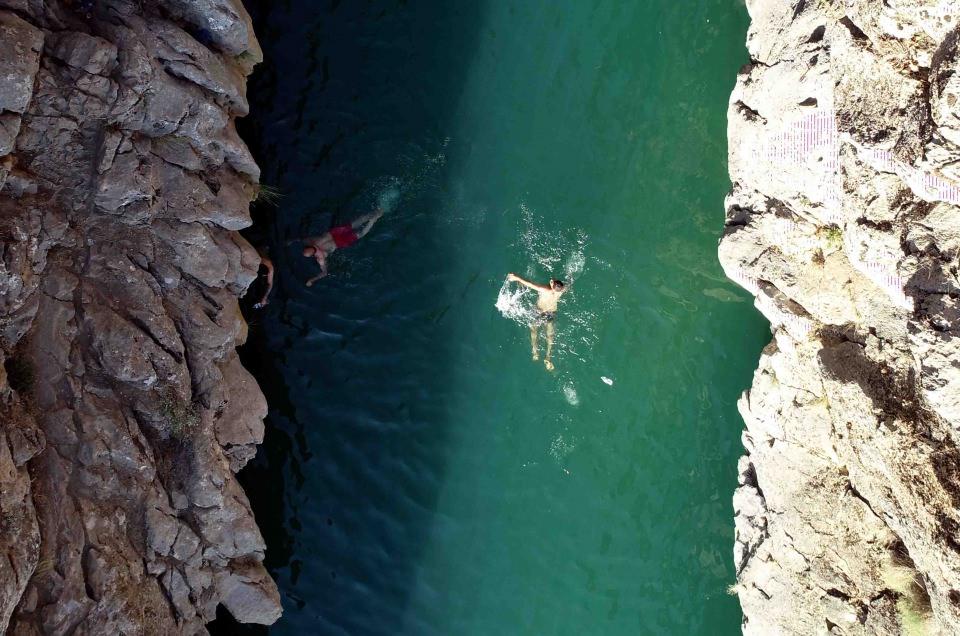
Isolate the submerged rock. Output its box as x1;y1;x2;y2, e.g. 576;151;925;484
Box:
723;1;960;634
0;0;278;632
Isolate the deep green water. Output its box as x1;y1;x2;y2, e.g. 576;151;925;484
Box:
226;1;766;634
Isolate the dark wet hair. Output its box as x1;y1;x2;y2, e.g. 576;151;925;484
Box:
550;279;565;290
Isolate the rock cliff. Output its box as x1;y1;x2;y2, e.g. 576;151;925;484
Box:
0;0;280;632
722;1;960;634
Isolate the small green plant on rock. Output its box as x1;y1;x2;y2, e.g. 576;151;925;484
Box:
235;49;259;70
159;393;201;440
819;225;843;251
882;553;932;636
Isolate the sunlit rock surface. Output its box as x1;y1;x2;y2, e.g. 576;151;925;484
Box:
723;1;960;634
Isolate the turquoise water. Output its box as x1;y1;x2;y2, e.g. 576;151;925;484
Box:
228;1;766;634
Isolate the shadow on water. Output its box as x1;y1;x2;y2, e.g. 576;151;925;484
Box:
211;1;485;634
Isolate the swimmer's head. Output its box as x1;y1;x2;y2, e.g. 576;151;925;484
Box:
550;279;565;291
303;246;316;257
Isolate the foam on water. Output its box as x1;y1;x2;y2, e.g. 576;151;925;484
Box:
563;383;579;406
495;278;536;326
564;249;585;281
549;431;575;462
358;139;449;223
377;184;401;214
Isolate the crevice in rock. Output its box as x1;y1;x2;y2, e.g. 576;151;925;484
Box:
735;100;767;124
845;480;886;523
839;17;869;42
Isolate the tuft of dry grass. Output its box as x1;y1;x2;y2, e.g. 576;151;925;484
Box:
158;393;200;440
34;558;55;576
881;558;932;636
254;183;284;207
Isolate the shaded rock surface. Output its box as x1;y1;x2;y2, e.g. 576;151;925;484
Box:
0;0;279;632
723;1;960;634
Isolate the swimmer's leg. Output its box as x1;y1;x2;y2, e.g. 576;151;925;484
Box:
544;321;555;371
530;324;539;361
353;209;384;238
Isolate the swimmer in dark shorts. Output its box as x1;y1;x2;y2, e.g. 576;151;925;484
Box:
294;208;384;285
533;310;557;325
506;274;567;371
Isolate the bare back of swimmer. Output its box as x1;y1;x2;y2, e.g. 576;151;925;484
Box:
296;208;384;285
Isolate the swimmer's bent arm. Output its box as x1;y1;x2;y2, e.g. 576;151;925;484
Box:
507;273;550;293
260;257;274;304
306;251;328;286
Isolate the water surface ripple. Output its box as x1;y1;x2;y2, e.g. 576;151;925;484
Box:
224;1;767;634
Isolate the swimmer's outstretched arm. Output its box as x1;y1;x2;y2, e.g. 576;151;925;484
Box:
507;273;550;292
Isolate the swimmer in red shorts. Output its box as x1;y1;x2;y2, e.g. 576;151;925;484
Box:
297;208;384;285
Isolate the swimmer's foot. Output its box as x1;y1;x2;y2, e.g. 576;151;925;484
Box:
544;359;555;371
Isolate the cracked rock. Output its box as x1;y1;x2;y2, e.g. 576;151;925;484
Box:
724;1;960;634
0;1;279;632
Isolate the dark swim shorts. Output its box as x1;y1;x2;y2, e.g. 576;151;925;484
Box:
533;311;556;325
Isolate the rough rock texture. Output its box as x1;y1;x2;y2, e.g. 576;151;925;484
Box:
722;1;960;634
0;0;279;632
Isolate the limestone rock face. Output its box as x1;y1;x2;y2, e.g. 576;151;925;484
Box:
723;1;960;634
0;0;279;632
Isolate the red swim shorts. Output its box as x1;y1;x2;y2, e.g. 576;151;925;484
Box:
329;224;359;248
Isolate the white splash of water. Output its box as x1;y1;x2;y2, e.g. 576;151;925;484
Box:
601;376;614;386
563;383;579;406
549;433;575;462
495;277;535;326
364;138;450;221
519;202;568;272
377;184;401;214
565;249;585;282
